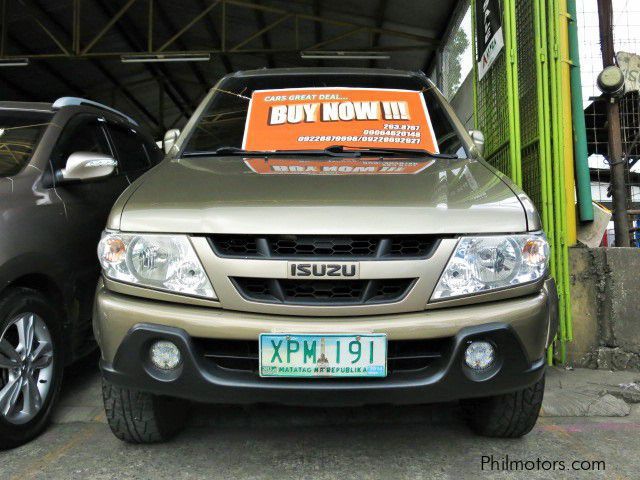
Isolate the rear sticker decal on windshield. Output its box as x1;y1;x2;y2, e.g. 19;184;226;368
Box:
243;158;435;175
241;87;439;152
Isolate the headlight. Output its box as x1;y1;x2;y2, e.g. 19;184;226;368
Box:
431;232;549;300
98;231;216;299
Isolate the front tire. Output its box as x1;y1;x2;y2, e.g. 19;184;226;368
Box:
0;288;63;450
462;375;545;438
102;378;188;444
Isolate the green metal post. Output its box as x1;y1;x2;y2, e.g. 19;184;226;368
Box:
560;0;574;344
567;0;594;222
548;0;569;361
534;0;554;249
534;0;558;364
503;0;523;186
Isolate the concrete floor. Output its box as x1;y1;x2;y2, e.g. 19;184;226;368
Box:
1;360;640;479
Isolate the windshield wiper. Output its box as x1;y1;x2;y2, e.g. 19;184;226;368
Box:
182;144;458;159
182;146;354;157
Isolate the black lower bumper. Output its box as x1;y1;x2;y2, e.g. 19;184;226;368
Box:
100;322;546;407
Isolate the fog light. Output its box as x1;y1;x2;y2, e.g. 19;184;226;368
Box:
150;341;181;370
464;341;495;371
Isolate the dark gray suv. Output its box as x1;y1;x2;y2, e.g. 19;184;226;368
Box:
0;98;160;448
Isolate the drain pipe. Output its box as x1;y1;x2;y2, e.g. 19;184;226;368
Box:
568;0;594;222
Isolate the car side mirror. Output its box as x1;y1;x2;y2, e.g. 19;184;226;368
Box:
468;130;485;157
163;128;180;154
59;152;117;182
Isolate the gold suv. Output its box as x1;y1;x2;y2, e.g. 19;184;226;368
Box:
94;68;558;443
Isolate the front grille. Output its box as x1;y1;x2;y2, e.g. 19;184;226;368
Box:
271;237;377;257
209;235;438;259
213;235;259;256
389;237;435;256
232;277;415;305
280;279;367;301
193;337;451;374
194;338;259;372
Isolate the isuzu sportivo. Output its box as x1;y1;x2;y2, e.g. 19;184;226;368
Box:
93;68;558;443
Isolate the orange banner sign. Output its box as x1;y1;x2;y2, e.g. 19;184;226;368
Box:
244;158;435;175
241;88;439;152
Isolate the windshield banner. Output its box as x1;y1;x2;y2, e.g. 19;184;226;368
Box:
241;87;439;152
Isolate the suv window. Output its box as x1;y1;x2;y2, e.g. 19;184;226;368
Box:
51;114;111;171
108;124;151;173
183;74;467;157
0;110;52;177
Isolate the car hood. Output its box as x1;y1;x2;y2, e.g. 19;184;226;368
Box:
112;156;527;234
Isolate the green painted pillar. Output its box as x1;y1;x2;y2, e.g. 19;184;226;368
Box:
567;0;594;222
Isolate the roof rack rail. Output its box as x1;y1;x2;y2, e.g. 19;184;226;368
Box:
52;97;139;126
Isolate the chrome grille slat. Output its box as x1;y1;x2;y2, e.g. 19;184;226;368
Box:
209;235;439;259
231;278;416;306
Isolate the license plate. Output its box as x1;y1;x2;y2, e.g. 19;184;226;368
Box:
259;333;387;378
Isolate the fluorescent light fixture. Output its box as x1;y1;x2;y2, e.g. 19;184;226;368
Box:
121;53;211;63
300;51;390;60
0;58;29;67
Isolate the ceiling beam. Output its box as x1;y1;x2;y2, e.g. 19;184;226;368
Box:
194;0;233;73
16;0;70;55
152;0;212;90
0;74;35;99
157;0;221;52
21;0;160;129
5;0;438;60
369;0;388;68
230;13;292;51
225;0;438;46
252;0;275;67
1;44;435;57
15;0;188;126
304;26;363;51
312;0;323;67
93;0;196;117
81;0;137;55
7;33;85;96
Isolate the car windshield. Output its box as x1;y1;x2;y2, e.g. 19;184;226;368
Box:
183;73;467;158
0;110;52;177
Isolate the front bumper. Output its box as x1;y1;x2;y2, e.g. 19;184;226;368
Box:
101;322;546;406
94;278;557;406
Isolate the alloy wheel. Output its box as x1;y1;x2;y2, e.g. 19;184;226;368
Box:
0;313;54;425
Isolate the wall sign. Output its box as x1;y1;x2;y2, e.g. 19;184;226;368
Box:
242;87;439;153
617;51;640;93
476;0;504;81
